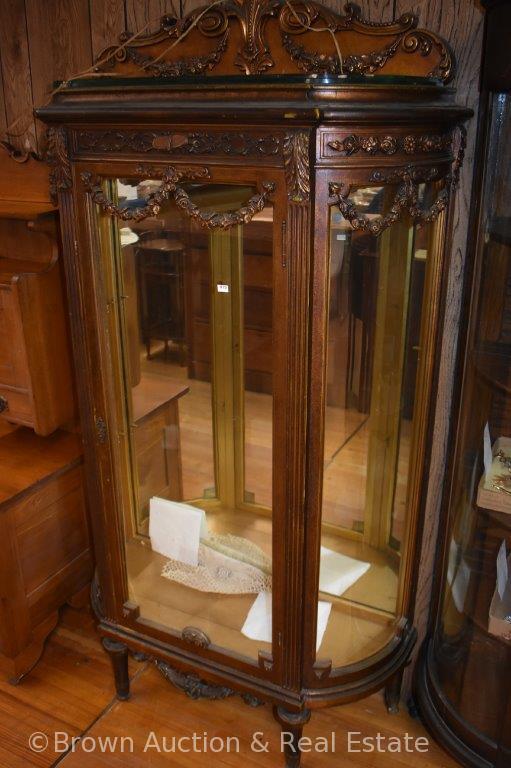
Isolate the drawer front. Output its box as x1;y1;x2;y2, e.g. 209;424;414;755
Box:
0;385;33;427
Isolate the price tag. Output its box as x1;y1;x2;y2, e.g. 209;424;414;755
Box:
217;284;230;293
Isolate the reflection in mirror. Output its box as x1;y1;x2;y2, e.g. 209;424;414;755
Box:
100;178;274;662
318;185;436;667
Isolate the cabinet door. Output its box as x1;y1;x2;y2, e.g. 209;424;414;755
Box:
305;171;449;679
83;164;297;681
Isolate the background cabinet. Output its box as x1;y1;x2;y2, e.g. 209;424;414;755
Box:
416;3;511;765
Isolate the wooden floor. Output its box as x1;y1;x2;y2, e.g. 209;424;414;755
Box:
0;605;458;768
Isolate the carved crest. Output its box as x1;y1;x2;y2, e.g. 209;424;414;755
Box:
95;1;454;82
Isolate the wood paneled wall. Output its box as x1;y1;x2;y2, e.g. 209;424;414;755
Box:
0;0;484;697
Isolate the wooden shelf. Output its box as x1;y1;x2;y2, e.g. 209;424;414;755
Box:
0;201;56;218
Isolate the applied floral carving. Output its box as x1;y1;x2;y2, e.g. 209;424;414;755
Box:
47;126;72;202
283;131;310;203
327;133;452;157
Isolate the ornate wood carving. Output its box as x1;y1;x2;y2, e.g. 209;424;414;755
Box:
283;131;310;203
95;1;454;83
81;165;210;222
155;661;236;700
47;127;72;203
327;132;452;157
330;126;466;236
174;181;276;229
77;130;282;157
181;627;211;649
82;164;275;228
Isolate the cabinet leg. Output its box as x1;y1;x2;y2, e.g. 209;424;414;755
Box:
273;706;311;768
102;638;130;701
385;668;404;714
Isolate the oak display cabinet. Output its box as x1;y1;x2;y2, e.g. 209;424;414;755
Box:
39;3;470;765
415;2;511;766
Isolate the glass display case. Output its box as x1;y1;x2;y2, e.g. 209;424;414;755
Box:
40;3;470;765
416;2;511;766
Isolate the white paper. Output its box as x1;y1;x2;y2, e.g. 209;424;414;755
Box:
484;422;493;478
149;497;208;567
241;592;332;652
497;540;509;601
319;547;370;597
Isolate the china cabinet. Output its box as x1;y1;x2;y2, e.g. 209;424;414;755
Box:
416;2;511;766
39;2;470;764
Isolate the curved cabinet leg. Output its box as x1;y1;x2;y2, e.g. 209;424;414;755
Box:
385;668;404;714
273;706;311;768
102;638;130;701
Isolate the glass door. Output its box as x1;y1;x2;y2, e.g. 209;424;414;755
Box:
96;173;279;666
314;180;447;670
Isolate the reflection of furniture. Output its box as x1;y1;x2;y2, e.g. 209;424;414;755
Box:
347;232;379;414
416;4;511;765
131;375;189;529
0;427;91;683
136;231;186;362
0;217;75;436
186;210;273;394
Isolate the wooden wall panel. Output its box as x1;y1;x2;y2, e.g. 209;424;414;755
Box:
0;62;7;141
322;0;395;21
125;0;179;33
0;0;37;154
90;0;126;58
394;0;485;699
25;0;93;150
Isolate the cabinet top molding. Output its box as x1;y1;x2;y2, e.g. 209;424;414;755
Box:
89;1;453;84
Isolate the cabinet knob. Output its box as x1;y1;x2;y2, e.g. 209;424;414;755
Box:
0;396;8;414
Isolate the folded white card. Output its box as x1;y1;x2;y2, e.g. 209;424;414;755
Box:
241;592;332;652
319;546;370;597
149;497;208;567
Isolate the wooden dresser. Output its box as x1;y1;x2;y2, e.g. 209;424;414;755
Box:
0;424;91;682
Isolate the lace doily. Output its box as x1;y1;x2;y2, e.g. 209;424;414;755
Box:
161;534;272;594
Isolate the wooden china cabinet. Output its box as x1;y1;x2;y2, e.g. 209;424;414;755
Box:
39;3;470;765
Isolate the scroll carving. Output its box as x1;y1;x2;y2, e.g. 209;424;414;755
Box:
283;132;310;203
329;126;466;236
47;127;72;202
82;164;275;229
94;1;454;83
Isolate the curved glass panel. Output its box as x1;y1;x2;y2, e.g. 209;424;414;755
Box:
98;179;274;663
432;92;511;740
317;184;440;667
